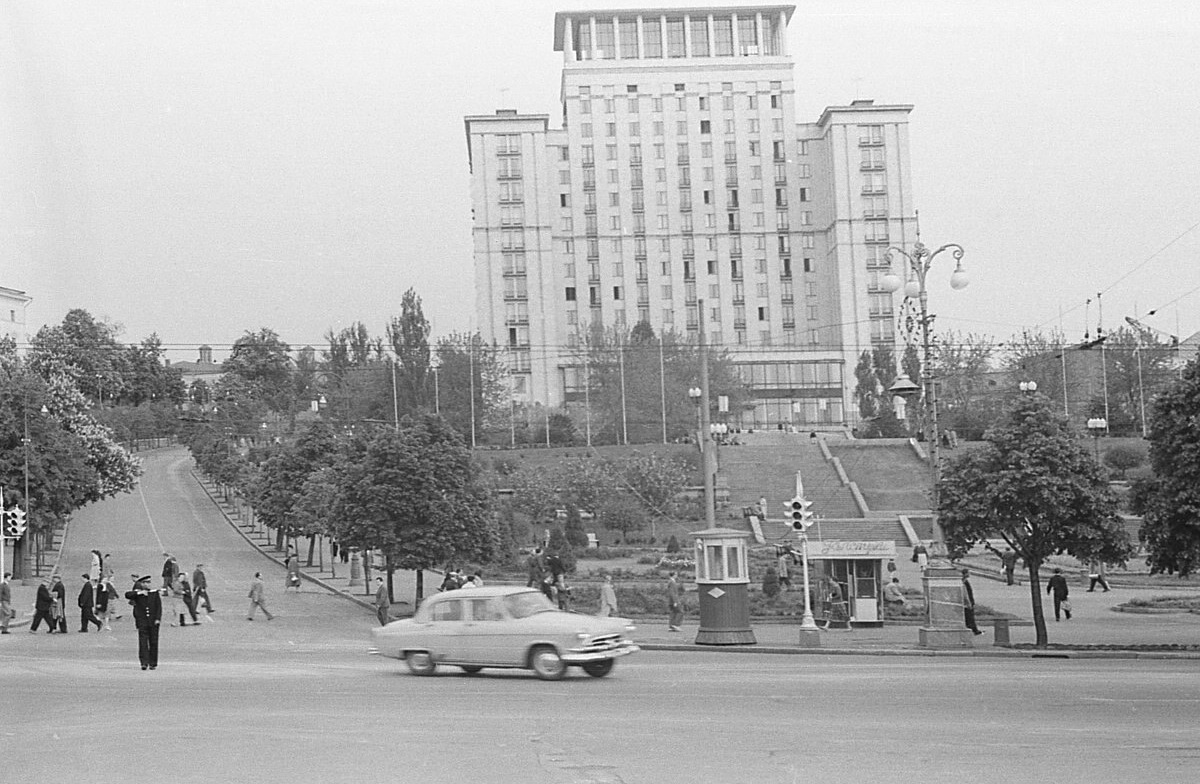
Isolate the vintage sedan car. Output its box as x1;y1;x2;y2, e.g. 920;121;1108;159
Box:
368;585;639;680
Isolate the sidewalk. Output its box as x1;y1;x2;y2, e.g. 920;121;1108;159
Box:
196;470;1199;659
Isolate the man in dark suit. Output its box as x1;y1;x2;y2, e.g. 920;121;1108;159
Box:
30;577;55;633
1047;567;1072;621
961;569;983;635
50;574;67;633
125;575;163;670
77;574;102;632
192;563;213;613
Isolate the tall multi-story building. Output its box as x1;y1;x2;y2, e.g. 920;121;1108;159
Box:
465;5;918;429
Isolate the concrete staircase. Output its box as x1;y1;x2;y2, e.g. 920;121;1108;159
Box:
720;436;861;524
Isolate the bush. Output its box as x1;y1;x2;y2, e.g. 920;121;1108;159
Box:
762;566;781;598
666;535;681;553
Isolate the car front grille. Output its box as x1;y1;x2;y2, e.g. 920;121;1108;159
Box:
582;634;624;651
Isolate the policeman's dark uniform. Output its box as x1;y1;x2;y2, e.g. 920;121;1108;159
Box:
125;577;163;670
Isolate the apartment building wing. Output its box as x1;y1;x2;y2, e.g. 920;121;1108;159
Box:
466;5;919;430
0;286;32;350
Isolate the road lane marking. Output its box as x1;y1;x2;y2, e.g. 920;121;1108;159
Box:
138;482;165;551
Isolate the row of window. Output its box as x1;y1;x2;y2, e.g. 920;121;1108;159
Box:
561;211;812;233
578;139;809;163
577;92;785;115
564;278;817;304
556;233;816;257
553;255;815;281
578;120;797;141
571;15;784;61
561;162;810;188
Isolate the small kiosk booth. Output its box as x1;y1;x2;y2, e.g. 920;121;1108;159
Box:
806;540;897;627
691;528;756;645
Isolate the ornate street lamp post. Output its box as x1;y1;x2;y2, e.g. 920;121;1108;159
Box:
1086;417;1108;462
881;238;972;649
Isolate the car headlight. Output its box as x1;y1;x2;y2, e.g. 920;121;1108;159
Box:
575;632;589;641
625;624;636;633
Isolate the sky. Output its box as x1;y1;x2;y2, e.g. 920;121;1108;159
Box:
2;0;1199;363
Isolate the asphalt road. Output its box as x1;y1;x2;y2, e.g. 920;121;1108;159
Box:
3;450;1199;784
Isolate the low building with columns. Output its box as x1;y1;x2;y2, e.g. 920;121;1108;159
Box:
465;5;920;431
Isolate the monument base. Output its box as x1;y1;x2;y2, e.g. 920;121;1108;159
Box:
796;626;822;648
919;626;975;649
694;627;757;645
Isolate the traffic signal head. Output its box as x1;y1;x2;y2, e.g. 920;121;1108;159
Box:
5;506;27;537
789;496;814;531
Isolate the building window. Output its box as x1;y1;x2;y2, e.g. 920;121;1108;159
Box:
582;123;593;138
859;124;885;145
644;19;663;58
797;164;812;178
758;306;769;321
690;18;709;57
667;19;686;58
560;193;570;207
798;187;809;202
565;287;576;302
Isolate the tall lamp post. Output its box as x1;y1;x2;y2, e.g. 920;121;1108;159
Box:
881;238;972;649
1086;417;1107;462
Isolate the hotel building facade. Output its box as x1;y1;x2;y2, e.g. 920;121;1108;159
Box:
465;5;918;430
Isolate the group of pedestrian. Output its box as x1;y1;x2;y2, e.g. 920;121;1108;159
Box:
161;553;214;627
525;548;573;611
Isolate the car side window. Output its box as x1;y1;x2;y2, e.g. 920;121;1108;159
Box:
470;598;503;621
430;600;463;622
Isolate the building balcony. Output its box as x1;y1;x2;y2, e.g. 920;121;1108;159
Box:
860;161;885;170
734;319;746;330
503;293;528;302
502;269;527;277
583;181;595;191
497;172;522;180
505;316;530;326
859;138;884;147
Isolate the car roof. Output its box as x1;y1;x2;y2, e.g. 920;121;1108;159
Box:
427;585;539;600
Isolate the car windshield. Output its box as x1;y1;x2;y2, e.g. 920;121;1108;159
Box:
504;591;557;619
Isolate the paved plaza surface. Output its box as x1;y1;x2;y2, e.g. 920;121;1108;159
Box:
2;447;1199;783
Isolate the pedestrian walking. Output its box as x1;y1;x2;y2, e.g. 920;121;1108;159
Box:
598;574;618;617
961;569;983;635
124;575;162;670
89;549;103;582
525;548;546;588
912;543;929;572
95;576;113;631
1047;567;1071;621
179;573;201;624
0;571;13;634
30;576;55;633
246;572;274;621
77;575;103;632
666;571;683;632
777;548;794;592
1086;561;1110;593
51;574;68;633
374;577;389;626
192;563;213;613
161;553;179;590
284;555;302;593
1001;549;1019;586
101;553;114;583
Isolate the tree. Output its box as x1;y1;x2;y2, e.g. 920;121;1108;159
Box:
28;309;126;403
433;332;508;443
333;415;500;580
1098;326;1180;436
596;493;646;541
1103;443;1145;480
581;324;749;445
387;288;432;414
253;422;339;549
116;334;186;406
934;331;1000;440
223;328;294;413
938;395;1133;646
612;451;689;520
853;345;909;437
1137;357;1200;575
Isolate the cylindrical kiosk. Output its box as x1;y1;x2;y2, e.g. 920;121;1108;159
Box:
692;528;756;645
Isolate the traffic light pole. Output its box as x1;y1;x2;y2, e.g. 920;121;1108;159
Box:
792;472;821;647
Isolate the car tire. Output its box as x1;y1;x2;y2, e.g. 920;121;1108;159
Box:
581;659;614;678
529;645;566;680
460;665;483;675
405;651;436;676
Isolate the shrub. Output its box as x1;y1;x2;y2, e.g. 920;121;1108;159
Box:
762;566;781;598
666;535;681;553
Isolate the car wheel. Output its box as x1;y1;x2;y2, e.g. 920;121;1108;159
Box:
529;645;566;680
582;659;614;678
460;665;483;675
405;651;436;676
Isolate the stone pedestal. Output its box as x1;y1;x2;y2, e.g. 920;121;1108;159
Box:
918;562;975;649
796;625;822;648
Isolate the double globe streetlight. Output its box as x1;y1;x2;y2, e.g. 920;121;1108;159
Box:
879;238;973;649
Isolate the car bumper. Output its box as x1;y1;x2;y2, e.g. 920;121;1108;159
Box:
561;641;640;664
